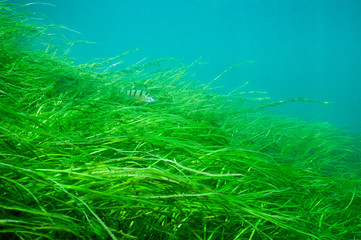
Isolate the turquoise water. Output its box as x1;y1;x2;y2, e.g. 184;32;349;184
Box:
12;0;361;131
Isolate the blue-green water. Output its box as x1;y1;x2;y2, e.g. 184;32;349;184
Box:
13;0;361;131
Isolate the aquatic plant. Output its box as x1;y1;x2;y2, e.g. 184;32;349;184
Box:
1;3;361;240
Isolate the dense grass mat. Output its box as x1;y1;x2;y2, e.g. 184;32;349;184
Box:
1;3;361;239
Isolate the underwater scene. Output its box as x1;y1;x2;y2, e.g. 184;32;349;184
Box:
1;1;361;239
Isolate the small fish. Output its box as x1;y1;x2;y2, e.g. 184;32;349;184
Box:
122;89;158;103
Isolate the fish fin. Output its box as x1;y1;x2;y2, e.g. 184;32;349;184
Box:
132;82;148;91
138;85;148;91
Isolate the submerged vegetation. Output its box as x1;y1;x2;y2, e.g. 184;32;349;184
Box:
1;3;361;240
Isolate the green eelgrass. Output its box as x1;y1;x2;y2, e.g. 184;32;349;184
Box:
1;3;361;240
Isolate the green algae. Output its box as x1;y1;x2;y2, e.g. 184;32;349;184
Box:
1;3;361;240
